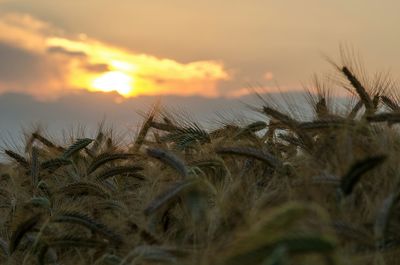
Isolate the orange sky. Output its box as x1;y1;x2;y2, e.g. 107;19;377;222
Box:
0;1;400;100
0;13;230;99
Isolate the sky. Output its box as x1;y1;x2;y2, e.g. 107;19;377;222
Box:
0;0;400;140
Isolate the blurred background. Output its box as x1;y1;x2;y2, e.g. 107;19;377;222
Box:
0;0;399;140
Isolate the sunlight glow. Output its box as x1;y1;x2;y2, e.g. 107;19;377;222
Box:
0;14;230;99
110;60;137;72
92;71;134;96
45;37;229;98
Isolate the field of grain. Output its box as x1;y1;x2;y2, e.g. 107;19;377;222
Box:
1;59;400;265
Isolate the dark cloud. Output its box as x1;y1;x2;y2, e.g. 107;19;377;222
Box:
0;42;69;98
46;46;87;58
83;63;109;73
47;47;109;73
0;42;46;82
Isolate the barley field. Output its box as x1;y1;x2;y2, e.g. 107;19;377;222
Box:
1;58;400;265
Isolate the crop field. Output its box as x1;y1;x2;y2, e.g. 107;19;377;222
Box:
1;58;400;265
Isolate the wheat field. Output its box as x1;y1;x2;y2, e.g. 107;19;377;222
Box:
1;57;400;265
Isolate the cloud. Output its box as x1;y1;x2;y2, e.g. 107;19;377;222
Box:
0;13;232;100
83;63;110;73
46;37;230;97
0;42;43;82
0;13;52;51
0;42;71;100
46;46;86;58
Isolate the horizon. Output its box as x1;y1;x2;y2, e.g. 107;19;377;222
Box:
0;1;400;142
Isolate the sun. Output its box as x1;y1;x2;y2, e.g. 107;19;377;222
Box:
91;71;134;96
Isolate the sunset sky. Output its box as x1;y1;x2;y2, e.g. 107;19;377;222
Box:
0;1;400;138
